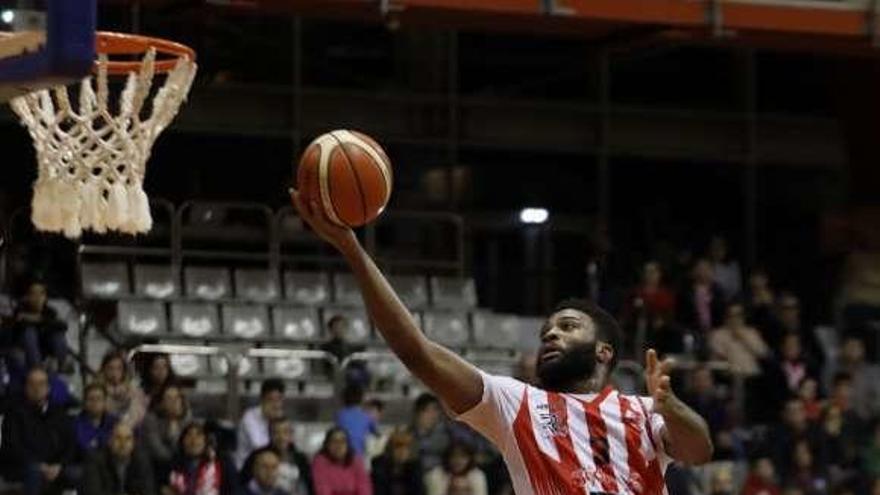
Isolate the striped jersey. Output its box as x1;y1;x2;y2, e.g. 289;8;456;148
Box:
457;372;671;495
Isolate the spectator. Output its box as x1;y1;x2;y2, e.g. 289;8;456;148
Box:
321;315;367;385
236;378;286;467
863;422;880;479
822;374;866;480
73;382;118;455
241;418;314;495
621;262;683;358
742;456;781;495
311;427;372;495
139;353;177;400
447;475;477;495
0;367;76;495
774;333;819;396
826;335;880;421
165;422;237;495
787;440;828;495
766;399;826;482
364;399;389;466
773;294;823;371
241;449;290;495
98;351;147;427
371;427;425;495
797;378;823;423
320;315;362;363
709;301;770;377
80;422;156;495
425;443;487;495
141;384;191;482
622;261;676;322
411;394;450;472
708;235;742;301
9;280;70;371
706;463;735;495
678;259;725;337
335;383;378;457
746;269;778;346
681;366;728;442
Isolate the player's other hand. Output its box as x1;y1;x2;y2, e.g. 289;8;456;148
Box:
290;188;358;252
645;348;676;416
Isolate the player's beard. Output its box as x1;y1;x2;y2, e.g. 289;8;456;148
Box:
536;340;597;392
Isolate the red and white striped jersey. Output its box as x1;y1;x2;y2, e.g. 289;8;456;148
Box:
457;372;671;495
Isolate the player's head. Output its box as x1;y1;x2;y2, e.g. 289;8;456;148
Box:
536;298;622;392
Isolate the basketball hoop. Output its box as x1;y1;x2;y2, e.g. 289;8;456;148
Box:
9;32;197;238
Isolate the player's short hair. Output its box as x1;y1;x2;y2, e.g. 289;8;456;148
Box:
552;298;623;372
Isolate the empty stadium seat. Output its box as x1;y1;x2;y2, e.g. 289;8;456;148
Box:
471;312;523;349
322;307;372;343
169;354;210;377
332;273;364;307
184;266;231;300
234;268;279;302
429;276;477;308
211;355;258;377
117;300;167;337
389;275;429;309
422;310;470;346
170;303;220;338
222;304;270;340
284;271;330;305
272;306;321;341
81;262;130;299
134;264;178;299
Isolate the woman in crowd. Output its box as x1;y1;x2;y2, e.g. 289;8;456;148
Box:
371;427;424;495
164;422;237;495
142;384;191;484
98;351;147;427
424;443;487;495
73;382;118;455
140;353;177;401
311;427;372;495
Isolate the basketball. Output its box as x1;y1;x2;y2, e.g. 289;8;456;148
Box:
296;129;393;228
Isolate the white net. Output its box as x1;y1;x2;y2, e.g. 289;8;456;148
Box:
10;48;197;238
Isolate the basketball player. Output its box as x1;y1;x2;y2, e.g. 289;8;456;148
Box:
291;191;713;495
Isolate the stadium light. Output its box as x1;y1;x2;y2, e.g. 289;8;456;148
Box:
1;10;14;24
519;207;549;225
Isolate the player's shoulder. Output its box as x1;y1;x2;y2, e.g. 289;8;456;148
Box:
615;391;655;411
480;371;531;395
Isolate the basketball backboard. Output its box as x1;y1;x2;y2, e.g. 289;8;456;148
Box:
0;0;95;102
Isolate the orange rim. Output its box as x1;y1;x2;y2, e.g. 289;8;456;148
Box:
96;31;196;75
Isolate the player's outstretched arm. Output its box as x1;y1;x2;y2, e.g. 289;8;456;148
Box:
291;190;483;415
645;349;714;465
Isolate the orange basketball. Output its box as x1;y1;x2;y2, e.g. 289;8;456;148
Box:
296;130;393;228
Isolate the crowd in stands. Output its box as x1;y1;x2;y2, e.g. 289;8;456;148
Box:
0;233;879;495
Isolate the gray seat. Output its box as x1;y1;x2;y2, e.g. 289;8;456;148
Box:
81;262;130;299
117;300;167;337
389;275;428;309
284;271;330;306
322;307;372;343
429;276;477;308
170;303;220;338
134;264;178;299
184;266;231;300
169;354;210;378
471;312;523;349
210;355;258;377
423;310;470;346
273;306;321;341
332;273;363;307
222;304;270;340
234;268;279;302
